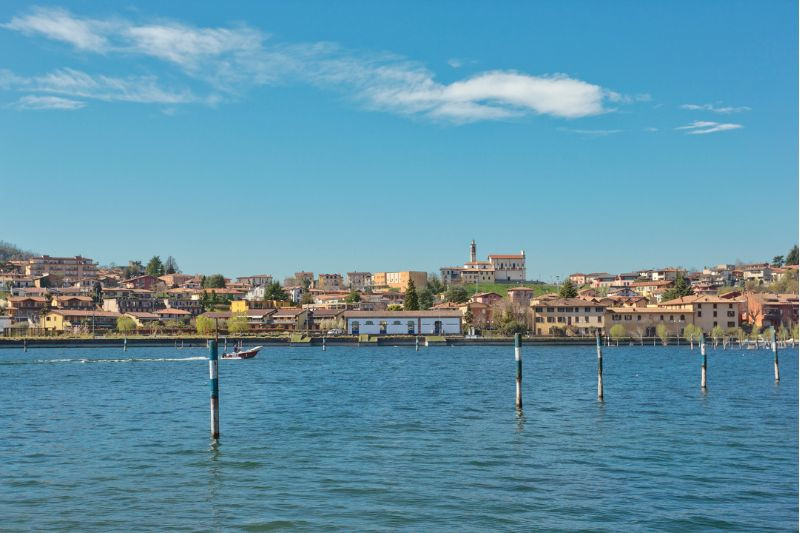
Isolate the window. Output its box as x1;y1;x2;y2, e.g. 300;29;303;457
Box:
624;315;632;321
713;322;718;327
670;316;674;321
547;307;554;312
728;304;733;308
535;307;543;312
365;321;374;325
612;314;621;320
728;322;735;327
637;315;642;321
557;317;565;323
535;317;543;323
713;311;717;317
393;320;401;325
713;303;717;309
595;307;604;312
547;317;554;323
557;307;565;312
697;311;702;317
727;311;735;317
585;307;591;312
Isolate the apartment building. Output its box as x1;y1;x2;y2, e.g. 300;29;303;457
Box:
605;307;690;337
745;292;799;329
372;271;427;291
22;255;98;283
530;298;606;336
42;310;120;332
346;272;372;291
659;295;743;330
317;273;344;290
236;274;273;287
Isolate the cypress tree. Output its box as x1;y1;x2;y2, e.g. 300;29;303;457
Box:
404;279;420;310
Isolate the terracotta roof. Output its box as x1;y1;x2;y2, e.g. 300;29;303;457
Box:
532;298;605;307
51;310;120;317
155;308;191;315
9;296;47;303
630;280;673;287
343;310;462;318
273;308;306;317
125;312;160;319
488;254;524;259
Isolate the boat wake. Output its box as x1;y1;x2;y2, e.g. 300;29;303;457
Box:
0;356;207;365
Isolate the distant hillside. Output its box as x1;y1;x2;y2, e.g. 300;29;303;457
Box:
0;241;35;262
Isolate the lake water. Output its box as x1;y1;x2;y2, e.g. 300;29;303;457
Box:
1;344;797;531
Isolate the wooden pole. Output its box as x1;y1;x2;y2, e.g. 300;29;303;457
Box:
596;330;604;401
514;333;522;410
700;333;707;390
771;329;780;383
415;336;420;352
209;339;220;439
123;337;127;352
322;336;326;351
23;338;27;352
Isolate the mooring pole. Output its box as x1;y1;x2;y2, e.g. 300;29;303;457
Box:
415;336;420;352
515;333;522;410
123;337;127;352
596;330;604;401
322;336;326;351
209;339;220;439
23;338;27;352
771;329;780;383
700;333;707;390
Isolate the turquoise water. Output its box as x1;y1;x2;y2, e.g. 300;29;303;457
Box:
1;345;797;531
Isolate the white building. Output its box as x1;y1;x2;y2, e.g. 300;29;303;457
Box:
489;252;526;282
342;310;462;335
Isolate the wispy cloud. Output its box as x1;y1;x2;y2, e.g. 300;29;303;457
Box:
10;95;85;110
676;120;743;135
559;127;622;136
680;103;750;113
1;7;640;121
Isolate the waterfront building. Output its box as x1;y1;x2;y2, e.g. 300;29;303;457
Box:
6;296;49;322
154;308;192;322
342;310;462;335
604;307;689;338
744;292;799;329
530;298;606;336
123;312;161;327
271;308;310;330
658;295;744;331
42;309;120;332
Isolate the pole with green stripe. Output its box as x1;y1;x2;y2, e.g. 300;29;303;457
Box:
209;339;220;439
515;333;523;410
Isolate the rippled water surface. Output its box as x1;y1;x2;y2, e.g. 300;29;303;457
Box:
1;344;797;531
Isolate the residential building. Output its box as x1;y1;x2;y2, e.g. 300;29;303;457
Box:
471;292;503;306
342;310;462;335
122;275;165;291
124;312;161;327
6;296;49;322
236;274;273;287
744;293;799;329
605;307;690;337
659;295;744;331
530;298;606;336
271;308;310;330
507;287;535;308
373;271;427;291
21;255;98;283
651;268;688;282
102;288;158;314
346;272;372;291
51;295;95;310
42;310;120;332
630;280;674;298
317;273;344;291
155;308;192;322
568;273;587;286
159;273;195;287
736;264;773;284
308;309;344;330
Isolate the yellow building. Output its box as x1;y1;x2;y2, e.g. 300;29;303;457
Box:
42;310;120;332
531;298;606;336
372;271;427;291
605;307;689;338
659;295;743;332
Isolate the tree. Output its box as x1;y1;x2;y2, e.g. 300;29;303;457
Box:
202;274;226;289
609;324;626;345
772;255;785;267
164;256;180;274
445;285;469;303
497;310;526;336
116;316;136;334
418;288;434;310
710;325;725;347
661;274;693;301
404;279;420;310
300;292;315;305
683;324;702;348
123;260;144;279
786;245;799;266
146;256;164;277
559;279;578;298
227;315;249;334
656;324;670;346
196;316;218;335
426;275;445;294
463;308;474;326
263;282;288;301
344;290;361;303
92;281;103;306
387;304;403;311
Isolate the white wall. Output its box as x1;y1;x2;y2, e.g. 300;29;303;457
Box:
347;316;461;335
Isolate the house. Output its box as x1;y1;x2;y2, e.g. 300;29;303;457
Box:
659;295;744;331
122;275;164;291
308;309;344;330
372;271;427;291
316;273;344;291
605;307;690;338
124;312;161;327
6;296;49;321
236;274;273;287
155;308;192;322
42;310;121;332
346;272;372;291
471;292;503;306
271;308;310;330
51;295;95;310
630;280;673;298
736;264;773;284
651;268;688;282
102;289;158;314
158;273;195;287
744;293;799;330
530;298;606;336
591;274;618;288
20;255;98;284
342;310;462;335
507;286;535;308
235;308;277;326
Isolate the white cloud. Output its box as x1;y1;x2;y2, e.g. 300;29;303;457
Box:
10;95;85;110
447;58;463;69
676;120;743;135
1;7;642;122
680;103;750;113
559;127;622;136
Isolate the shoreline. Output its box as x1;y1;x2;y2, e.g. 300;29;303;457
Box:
0;336;765;349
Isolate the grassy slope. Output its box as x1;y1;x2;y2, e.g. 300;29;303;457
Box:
462;282;558;298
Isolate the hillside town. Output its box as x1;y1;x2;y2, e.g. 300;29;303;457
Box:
0;241;797;341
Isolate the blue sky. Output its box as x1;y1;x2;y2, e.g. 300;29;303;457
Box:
1;1;797;281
